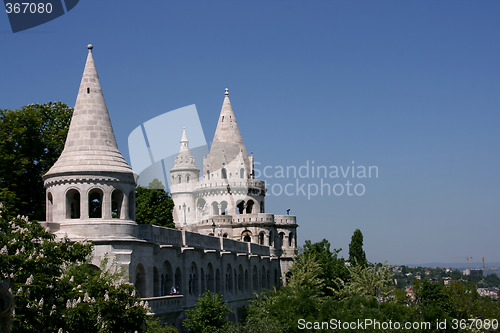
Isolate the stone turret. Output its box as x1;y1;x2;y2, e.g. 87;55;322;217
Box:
197;89;264;218
170;127;200;226
43;44;137;240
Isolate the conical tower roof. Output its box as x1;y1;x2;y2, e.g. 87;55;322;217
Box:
44;44;133;178
211;88;248;155
209;89;250;171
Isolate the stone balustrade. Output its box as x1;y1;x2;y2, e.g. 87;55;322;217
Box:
199;213;281;225
141;295;184;314
195;179;265;190
136;224;272;256
274;215;297;225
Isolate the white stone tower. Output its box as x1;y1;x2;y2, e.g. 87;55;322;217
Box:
43;44;137;241
197;88;266;220
170;127;200;227
170;89;298;263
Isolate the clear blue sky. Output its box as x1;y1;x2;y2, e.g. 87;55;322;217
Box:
1;1;499;266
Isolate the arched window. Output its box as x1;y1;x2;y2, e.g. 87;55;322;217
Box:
47;192;54;222
259;232;265;245
279;232;285;249
260;201;265;213
197;198;206;218
220;201;228;215
221;168;227;179
261;267;267;290
216;269;221;293
189;262;198;295
164;261;173;295
175;267;182;294
253;266;259;290
135;264;146;297
245;269;249;291
111;190;123;219
242;230;252;242
223;233;228;238
240;168;244;179
207;170;210;180
246;200;254;214
66;189;80;219
88;189;103;218
186;175;190;183
226;264;233;293
178;175;182;184
207;263;214;292
236;200;244;215
212;202;219;215
288;232;294;247
201;268;206;293
153;267;160;297
238;265;244;293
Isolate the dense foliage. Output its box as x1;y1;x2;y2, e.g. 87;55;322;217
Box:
135;180;175;228
301;239;348;296
183;291;235;333
242;235;500;333
0;102;73;221
0;204;150;332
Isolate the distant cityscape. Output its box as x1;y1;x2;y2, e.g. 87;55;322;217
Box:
390;264;500;300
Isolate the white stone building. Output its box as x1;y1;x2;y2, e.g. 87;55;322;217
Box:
170;89;298;269
42;45;298;323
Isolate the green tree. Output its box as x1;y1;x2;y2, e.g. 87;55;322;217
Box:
0;102;73;220
0;203;149;332
287;252;325;298
335;262;393;299
183;291;235;333
302;239;348;295
135;180;175;228
348;229;367;267
244;286;320;333
145;317;178;333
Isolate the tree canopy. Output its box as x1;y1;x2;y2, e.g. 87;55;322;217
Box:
0;203;150;332
183;291;235;333
135;180;175;228
302;239;348;295
348;228;368;267
243;235;500;333
0;102;73;221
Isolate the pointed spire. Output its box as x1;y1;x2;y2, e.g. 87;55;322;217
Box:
211;88;248;156
179;127;189;152
44;44;133;178
208;88;250;174
171;127;198;171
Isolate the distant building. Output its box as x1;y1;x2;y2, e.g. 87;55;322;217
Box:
470;269;484;277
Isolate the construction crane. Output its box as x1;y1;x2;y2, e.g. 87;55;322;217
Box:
454;256;473;275
466;256;472;273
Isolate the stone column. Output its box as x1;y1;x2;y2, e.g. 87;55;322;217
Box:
103;189;112;219
81;188;89;219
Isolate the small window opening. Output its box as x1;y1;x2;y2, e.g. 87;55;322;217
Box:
87;87;90;94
